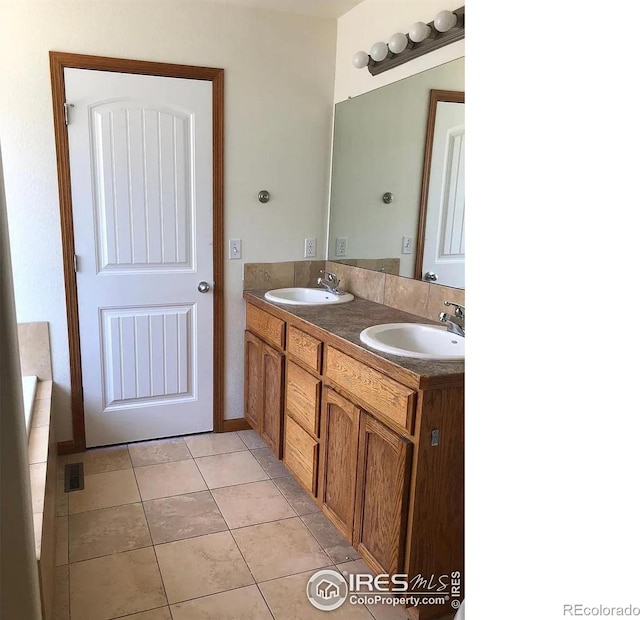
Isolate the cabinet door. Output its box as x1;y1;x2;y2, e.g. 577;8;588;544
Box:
262;343;284;458
244;331;263;433
319;388;360;541
354;413;412;576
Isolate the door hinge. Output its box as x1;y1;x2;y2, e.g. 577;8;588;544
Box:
431;429;440;446
64;102;74;126
73;254;78;273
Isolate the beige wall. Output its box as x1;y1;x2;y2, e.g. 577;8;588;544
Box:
0;1;337;437
334;0;465;102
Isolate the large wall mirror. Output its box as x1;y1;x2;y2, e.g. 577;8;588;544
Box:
327;56;465;288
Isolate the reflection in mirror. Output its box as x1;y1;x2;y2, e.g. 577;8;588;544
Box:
415;90;465;287
327;57;464;287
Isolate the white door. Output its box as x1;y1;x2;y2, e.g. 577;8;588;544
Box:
422;101;465;289
65;68;214;447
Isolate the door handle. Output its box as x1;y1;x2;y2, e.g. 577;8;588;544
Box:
197;281;211;293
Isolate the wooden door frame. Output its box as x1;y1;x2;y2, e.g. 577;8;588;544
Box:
50;51;233;455
414;89;465;281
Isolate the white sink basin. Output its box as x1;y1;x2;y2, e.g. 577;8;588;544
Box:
360;323;464;360
265;287;354;306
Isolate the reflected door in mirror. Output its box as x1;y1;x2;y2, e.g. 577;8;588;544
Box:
415;89;465;288
422;101;465;288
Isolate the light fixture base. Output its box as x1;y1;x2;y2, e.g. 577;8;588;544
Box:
368;6;464;76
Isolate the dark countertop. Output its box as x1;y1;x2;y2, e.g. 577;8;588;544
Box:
244;290;465;381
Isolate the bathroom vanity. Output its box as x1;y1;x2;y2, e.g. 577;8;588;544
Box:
243;291;464;620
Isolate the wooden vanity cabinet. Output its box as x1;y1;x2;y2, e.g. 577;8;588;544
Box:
243;330;285;457
244;296;464;620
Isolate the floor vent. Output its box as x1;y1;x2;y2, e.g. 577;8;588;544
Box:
64;462;84;492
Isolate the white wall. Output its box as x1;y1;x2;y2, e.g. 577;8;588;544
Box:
334;0;465;102
0;1;337;439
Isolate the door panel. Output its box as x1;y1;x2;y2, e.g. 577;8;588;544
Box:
354;413;412;575
92;103;193;271
65;68;214;446
262;343;284;458
319;388;359;541
102;305;193;408
244;331;262;433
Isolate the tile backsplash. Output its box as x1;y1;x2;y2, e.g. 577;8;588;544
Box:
243;261;326;290
17;321;52;380
244;261;464;323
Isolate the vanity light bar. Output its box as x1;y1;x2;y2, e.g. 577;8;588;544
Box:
353;6;465;76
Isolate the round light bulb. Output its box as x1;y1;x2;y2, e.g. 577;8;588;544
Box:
369;41;388;62
388;32;408;54
352;50;369;69
408;21;431;43
434;10;457;32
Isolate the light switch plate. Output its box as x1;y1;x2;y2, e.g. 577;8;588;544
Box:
229;239;242;260
402;236;413;255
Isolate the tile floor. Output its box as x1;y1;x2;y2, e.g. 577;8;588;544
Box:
54;430;411;620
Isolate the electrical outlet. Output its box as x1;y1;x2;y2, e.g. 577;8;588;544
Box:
402;236;413;255
304;237;317;258
229;239;242;260
335;237;348;257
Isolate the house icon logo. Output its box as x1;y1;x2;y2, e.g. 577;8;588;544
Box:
307;569;348;611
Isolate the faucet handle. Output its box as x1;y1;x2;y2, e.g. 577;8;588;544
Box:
444;301;465;318
319;269;339;285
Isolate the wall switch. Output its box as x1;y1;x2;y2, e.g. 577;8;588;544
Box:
402;236;413;255
304;237;317;258
229;239;242;260
335;237;348;257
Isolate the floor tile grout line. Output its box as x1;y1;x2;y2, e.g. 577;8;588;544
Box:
108;602;171;620
168;582;275;619
253;560;336;586
191;449;270;490
187;446;249;459
227;526;266;591
271;476;323;518
269;472;310;520
129;454;193;469
236;429;267;451
64;540;157;567
132;461;172;616
67;497;142;517
183;430;244;459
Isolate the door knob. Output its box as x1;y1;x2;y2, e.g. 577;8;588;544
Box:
197;281;211;293
424;272;438;282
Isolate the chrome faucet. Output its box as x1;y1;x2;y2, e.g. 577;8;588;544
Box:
439;301;465;337
317;269;345;295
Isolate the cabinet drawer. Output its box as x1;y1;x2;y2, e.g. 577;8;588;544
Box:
325;346;416;433
286;362;321;437
284;416;318;495
287;326;322;373
246;304;285;350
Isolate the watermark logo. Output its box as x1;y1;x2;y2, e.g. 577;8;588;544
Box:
306;569;349;611
306;569;462;612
